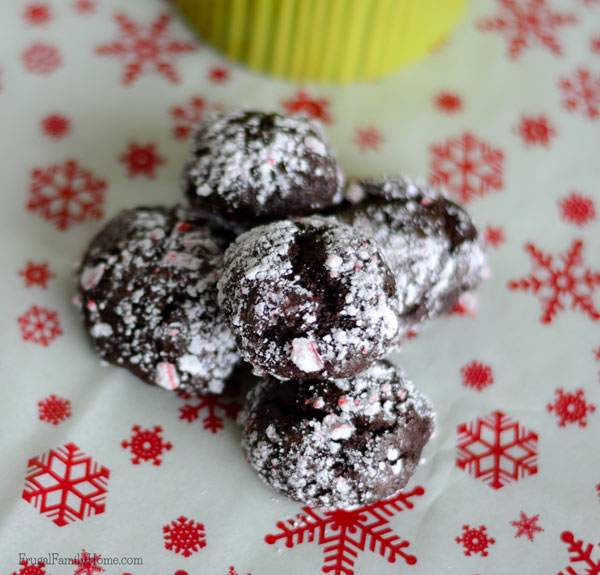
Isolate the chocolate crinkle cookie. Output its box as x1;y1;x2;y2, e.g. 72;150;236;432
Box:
240;360;435;509
336;177;487;325
218;215;402;380
76;206;239;395
182;111;343;225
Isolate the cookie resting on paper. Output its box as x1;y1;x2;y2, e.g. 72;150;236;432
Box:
336;177;487;326
240;360;435;509
217;216;401;380
182;111;343;225
76;206;239;395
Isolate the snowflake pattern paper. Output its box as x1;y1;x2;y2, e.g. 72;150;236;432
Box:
0;0;599;572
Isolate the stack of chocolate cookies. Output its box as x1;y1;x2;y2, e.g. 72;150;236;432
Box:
76;111;487;509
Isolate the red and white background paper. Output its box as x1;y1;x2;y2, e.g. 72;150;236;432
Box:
1;0;599;573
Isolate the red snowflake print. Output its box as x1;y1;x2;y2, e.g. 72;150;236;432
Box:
265;485;424;575
11;560;46;575
434;91;463;113
591;34;600;54
461;361;494;391
450;292;479;317
73;0;97;14
508;240;600;324
19;261;55;288
163;515;206;558
282;90;332;124
27;159;106;230
72;550;104;575
559;192;596;227
558;531;600;575
515;114;556;146
354;126;383;151
22;42;62;75
511;511;543;541
18;305;62;347
209;66;229;83
96;12;196;85
457;411;538;490
38;394;71;425
23;3;53;26
429;132;504;203
547;388;596;428
121;424;172;465
478;0;576;59
119;142;164;178
41;113;71;139
22;442;110;527
178;391;240;434
559;68;600;120
484;225;505;248
455;524;495;557
227;568;251;575
171;96;206;140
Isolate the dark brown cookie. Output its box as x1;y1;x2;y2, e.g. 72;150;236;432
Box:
240;360;435;509
218;216;402;380
336;177;487;326
181;111;343;224
76;206;239;395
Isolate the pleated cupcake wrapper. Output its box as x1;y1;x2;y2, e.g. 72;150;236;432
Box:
176;0;467;83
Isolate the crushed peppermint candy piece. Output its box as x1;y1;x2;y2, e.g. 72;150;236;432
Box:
291;338;324;373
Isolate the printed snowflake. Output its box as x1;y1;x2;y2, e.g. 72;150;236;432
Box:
354;126;383;151
119;142;164;178
429;132;504;203
209;66;229;83
591;34;600;54
461;361;494;391
559;193;596;226
96;12;196;85
515;114;556;146
508;240;600;324
511;511;543;541
72;550;104;575
282;90;332;123
547;388;596;427
227;567;251;575
23;3;52;26
434;91;463;113
170;95;223;140
38;394;71;425
559;68;600;120
558;531;600;575
22;442;110;527
178;391;241;434
265;485;425;575
163;515;206;558
41;114;71;139
22;42;62;75
484;225;505;248
19;261;54;288
18;305;62;347
27;159;106;230
455;524;495;556
11;561;46;575
457;410;538;490
121;424;172;465
478;0;576;59
73;0;96;14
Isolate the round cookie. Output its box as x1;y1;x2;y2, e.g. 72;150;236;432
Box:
182;111;343;224
77;206;239;395
218;215;401;380
337;177;487;325
240;360;435;509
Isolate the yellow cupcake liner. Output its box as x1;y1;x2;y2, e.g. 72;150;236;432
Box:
176;0;467;84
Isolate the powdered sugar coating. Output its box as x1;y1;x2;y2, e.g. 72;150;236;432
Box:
337;177;487;326
218;216;401;380
240;360;435;509
77;206;239;395
182;111;343;223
